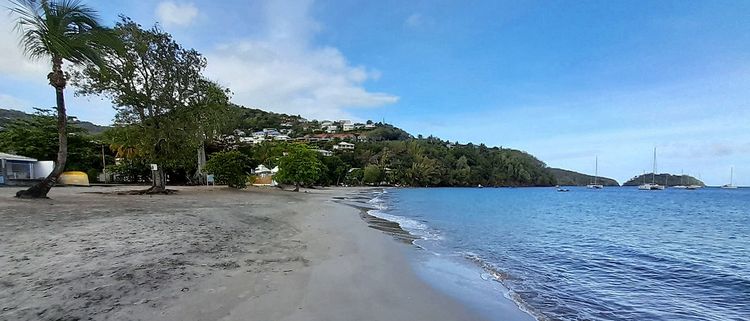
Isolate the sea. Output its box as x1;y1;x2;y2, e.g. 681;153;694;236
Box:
364;187;750;321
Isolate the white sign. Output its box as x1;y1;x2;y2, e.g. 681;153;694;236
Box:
150;164;158;171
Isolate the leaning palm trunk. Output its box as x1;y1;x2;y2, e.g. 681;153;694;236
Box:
16;57;68;198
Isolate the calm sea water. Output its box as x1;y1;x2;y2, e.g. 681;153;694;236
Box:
367;187;750;321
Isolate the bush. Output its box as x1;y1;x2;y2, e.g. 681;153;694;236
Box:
205;150;253;189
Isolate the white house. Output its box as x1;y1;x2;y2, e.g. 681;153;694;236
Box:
315;149;333;157
364;123;376;129
0;152;53;185
320;121;333;127
326;125;338;133
342;123;355;131
273;135;291;141
333;142;355;150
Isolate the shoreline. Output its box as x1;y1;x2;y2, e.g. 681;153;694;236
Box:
0;185;485;320
337;187;537;321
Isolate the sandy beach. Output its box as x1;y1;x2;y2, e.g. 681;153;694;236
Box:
0;186;485;321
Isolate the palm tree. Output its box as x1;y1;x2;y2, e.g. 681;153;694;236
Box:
9;0;110;198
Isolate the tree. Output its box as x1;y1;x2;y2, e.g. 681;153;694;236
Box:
74;17;233;193
363;165;383;185
204;150;254;189
275;144;324;192
9;0;112;198
0;109;107;174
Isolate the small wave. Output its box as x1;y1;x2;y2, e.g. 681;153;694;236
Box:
367;209;441;240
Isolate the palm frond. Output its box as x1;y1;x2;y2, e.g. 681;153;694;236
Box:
7;0;110;65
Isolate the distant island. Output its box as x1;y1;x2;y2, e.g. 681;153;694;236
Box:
623;173;705;187
549;168;620;186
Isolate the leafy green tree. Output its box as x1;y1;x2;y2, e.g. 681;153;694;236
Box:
320;155;349;186
276;144;324;192
9;0;112;198
204;150;254;189
363;165;383;185
0;109;107;173
74;17;233;193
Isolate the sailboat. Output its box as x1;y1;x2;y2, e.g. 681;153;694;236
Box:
639;148;665;190
587;156;604;189
721;167;738;189
673;170;688;189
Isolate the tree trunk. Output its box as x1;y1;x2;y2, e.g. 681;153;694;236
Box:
147;166;167;193
16;59;67;199
294;182;300;192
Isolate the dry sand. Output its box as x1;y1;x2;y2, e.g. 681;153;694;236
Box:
0;186;484;321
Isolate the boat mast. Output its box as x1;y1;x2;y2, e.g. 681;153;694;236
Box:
730;166;734;186
594;156;599;185
652;147;657;185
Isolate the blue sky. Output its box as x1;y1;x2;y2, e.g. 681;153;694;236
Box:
1;0;748;185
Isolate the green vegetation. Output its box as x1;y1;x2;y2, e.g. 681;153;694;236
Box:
10;0;113;198
204;151;254;189
623;173;705;187
0;110;110;175
549;168;619;186
73;17;235;193
275;144;325;191
2;1;559;191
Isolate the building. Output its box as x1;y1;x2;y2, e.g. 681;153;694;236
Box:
315;149;333;157
252;164;278;186
364;123;376;129
333;142;355;150
0;152;53;185
342;123;355;131
325;125;338;133
273;135;291;141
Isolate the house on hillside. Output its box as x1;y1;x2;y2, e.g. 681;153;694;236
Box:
325;125;338;133
273;135;290;141
315;149;333;157
333;142;355;150
342;123;355;131
364;123;376;129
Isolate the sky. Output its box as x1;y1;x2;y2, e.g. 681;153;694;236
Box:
1;0;749;186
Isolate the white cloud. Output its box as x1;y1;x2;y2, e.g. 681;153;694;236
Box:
405;13;424;28
0;14;49;80
204;0;398;120
155;1;199;27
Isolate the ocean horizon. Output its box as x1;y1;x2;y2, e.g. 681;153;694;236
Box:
365;187;750;321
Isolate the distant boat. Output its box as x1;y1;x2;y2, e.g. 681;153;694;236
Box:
477;184;484;188
673;170;688;189
721;167;738;189
639;148;665;190
587;156;604;189
556;185;570;192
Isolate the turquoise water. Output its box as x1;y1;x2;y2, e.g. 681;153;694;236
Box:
367;187;750;321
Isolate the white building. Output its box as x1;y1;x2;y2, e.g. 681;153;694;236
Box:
342;123;355;131
315;149;333;157
333;142;355;150
364;123;376;129
273;135;291;141
326;125;338;133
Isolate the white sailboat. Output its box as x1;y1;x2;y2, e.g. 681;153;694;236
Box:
721;167;738;189
587;156;604;189
673;170;688;189
639;148;665;190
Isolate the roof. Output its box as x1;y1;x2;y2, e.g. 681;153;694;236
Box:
338;142;355;146
0;152;37;162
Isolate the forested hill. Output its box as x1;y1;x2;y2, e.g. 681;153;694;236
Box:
549;168;620;186
0;108;109;134
623;173;705;187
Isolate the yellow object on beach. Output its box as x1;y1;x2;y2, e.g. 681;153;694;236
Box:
58;171;90;186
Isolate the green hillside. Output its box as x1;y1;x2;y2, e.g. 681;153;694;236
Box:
549;168;620;186
0;108;109;134
623;173;705;187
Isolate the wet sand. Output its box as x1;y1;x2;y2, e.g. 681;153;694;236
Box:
0;186;483;321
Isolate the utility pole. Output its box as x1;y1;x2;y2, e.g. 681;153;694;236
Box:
101;144;107;184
